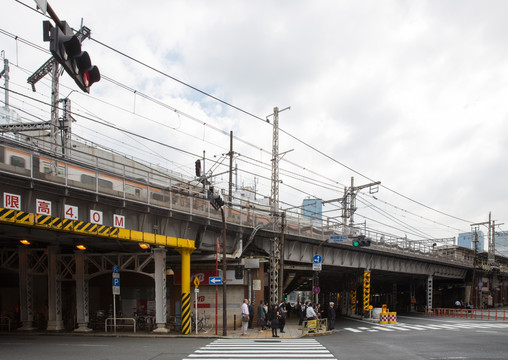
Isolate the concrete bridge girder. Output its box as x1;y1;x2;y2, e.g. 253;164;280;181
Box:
251;235;468;279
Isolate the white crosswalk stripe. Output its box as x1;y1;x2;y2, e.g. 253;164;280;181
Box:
342;321;508;334
183;338;337;360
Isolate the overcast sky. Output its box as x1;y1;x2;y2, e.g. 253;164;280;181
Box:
2;0;508;245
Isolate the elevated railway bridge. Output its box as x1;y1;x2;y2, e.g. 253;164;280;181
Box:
0;137;504;334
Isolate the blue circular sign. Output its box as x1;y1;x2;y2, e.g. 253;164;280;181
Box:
313;254;322;264
112;265;120;273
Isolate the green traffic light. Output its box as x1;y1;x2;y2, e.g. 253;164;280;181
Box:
353;241;359;247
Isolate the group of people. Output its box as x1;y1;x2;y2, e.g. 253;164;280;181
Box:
241;298;337;336
295;300;336;330
240;299;288;337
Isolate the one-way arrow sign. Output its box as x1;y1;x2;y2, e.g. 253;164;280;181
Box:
209;276;223;285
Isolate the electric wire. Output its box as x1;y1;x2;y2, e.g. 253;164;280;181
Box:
1;12;476;232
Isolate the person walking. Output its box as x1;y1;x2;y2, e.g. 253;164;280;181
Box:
270;304;280;337
328;302;336;330
257;300;266;330
241;299;250;335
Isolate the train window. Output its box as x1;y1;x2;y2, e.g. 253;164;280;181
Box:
81;174;95;185
98;178;113;189
42;163;51;174
10;155;26;168
152;192;164;202
57;166;65;177
126;185;141;197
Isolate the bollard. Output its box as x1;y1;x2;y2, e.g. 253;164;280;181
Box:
234;314;237;330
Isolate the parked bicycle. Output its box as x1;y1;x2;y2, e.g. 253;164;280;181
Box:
191;310;213;333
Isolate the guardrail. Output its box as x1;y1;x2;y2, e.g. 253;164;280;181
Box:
105;317;136;333
426;308;507;321
302;318;328;335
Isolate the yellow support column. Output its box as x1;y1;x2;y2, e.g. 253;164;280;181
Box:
179;248;192;334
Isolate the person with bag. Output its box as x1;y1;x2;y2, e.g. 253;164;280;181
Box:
257;300;266;330
270;304;280;337
240;299;250;335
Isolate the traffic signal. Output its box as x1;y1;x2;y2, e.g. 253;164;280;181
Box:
235;265;244;279
353;235;371;247
207;188;224;210
195;159;201;177
44;20;100;93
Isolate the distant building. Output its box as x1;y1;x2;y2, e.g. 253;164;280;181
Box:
457;231;485;252
302;198;322;223
495;231;508;257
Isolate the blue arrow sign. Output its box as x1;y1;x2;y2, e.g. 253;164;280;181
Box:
209;276;223;285
313;254;322;264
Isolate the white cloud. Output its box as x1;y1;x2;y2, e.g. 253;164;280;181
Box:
2;0;508;241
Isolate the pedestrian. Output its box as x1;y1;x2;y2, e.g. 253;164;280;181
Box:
248;300;255;329
299;301;306;325
241;299;249;335
306;302;317;320
328;302;336;330
270;304;280;337
257;300;266;330
278;301;287;333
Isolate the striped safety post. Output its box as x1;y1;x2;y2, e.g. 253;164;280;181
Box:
363;271;371;311
350;290;357;313
181;292;191;334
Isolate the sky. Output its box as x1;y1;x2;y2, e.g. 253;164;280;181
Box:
1;0;508;246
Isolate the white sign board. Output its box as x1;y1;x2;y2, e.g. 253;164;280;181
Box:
329;235;348;243
313;263;322;271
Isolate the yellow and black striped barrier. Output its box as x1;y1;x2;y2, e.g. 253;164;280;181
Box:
0;208;195;250
351;289;357;313
363;271;371;311
181;292;191;335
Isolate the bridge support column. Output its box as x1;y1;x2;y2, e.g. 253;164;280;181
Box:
18;246;35;331
74;251;92;332
179;248;192;334
426;275;433;311
153;247;169;333
46;246;64;331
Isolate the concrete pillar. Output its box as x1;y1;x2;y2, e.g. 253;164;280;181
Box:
18;246;35;331
74;251;92;332
153;247;169;333
46;246;64;331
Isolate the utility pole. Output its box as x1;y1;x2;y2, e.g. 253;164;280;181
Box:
267;106;290;305
0;52;9;109
323;177;380;236
228;131;234;214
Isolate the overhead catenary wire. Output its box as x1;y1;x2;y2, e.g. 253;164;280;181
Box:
1;9;475;237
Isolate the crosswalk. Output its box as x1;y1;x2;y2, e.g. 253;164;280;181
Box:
183;338;336;360
343;321;508;334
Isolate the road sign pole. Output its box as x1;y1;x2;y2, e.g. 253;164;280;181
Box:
113;293;116;334
195;288;198;334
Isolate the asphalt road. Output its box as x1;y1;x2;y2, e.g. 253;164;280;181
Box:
2;314;508;359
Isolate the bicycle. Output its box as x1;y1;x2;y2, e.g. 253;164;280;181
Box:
191;311;214;333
